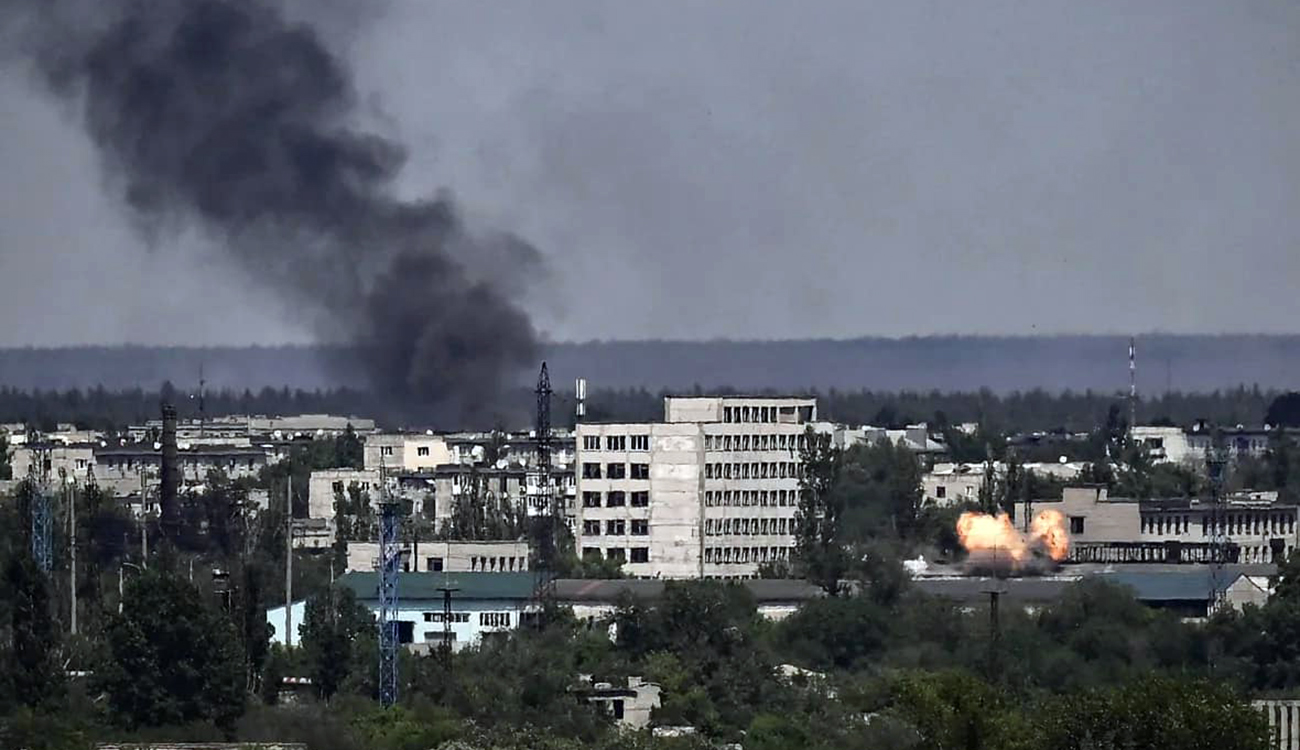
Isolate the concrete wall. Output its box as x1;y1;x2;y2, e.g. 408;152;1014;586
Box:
10;444;96;483
1255;699;1300;750
308;468;381;519
346;540;530;573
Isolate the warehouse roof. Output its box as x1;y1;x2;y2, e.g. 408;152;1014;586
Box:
339;572;541;602
552;578;823;603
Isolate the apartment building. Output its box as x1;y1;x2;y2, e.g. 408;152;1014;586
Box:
576;396;821;578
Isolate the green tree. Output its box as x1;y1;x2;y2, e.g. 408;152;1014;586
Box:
795;428;847;596
1;551;63;710
96;569;244;729
1039;675;1269;750
301;586;374;702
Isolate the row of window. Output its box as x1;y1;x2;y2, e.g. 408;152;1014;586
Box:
582;547;651;563
1139;512;1298;537
423;612;470;623
467;555;527;572
705;517;793;536
581;463;651;479
704;545;792;564
581;435;652;451
583;519;650;536
582;491;650;508
704;433;804;452
723;405;795;424
705;462;798;480
705;489;799;507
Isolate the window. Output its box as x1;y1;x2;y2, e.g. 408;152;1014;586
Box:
1070;516;1085;535
607;463;626;479
479;612;511;628
583;435;600;450
724;407;734;423
427;557;444;572
607;519;626;536
582;463;602;479
631;491;649;507
606;548;626;563
583;492;601;508
381;446;394;456
631;519;649;536
583;520;602;536
607;491;626;507
333;480;344;494
936;486;947;499
582;547;602;560
630;463;650;480
631;435;650;451
606;435;626;451
630;547;649;563
417;446;430;457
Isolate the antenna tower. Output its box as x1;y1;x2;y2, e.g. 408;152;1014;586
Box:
29;444;54;572
1128;336;1137;433
1206;427;1230;612
533;362;556;572
377;461;401;708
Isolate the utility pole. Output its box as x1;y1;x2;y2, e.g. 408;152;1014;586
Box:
66;471;77;636
139;469;149;569
285;475;293;648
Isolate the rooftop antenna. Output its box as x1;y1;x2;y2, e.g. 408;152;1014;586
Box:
575;377;587;421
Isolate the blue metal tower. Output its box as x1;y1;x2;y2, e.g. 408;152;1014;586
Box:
30;483;53;573
378;497;401;708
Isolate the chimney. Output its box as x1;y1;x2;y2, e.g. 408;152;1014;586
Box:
160;402;180;542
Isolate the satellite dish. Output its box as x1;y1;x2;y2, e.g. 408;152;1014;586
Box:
1059;455;1068;464
426;429;434;436
495;459;507;470
471;446;486;462
152;441;162;451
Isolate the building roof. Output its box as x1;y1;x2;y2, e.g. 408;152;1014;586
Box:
97;443;267;458
1099;570;1243;601
338;571;541;602
912;577;1076;603
551;578;823;603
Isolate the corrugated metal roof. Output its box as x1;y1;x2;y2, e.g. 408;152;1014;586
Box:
338;571;541;602
551;578;823;603
1099;570;1242;601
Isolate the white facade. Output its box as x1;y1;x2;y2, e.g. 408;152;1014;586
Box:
364;433;453;473
345;540;531;573
923;461;1086;507
576;396;818;579
307;468;381;519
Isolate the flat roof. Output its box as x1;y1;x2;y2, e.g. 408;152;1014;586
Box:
339;571;541;601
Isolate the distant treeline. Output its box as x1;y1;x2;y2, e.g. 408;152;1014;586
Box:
0;383;1280;434
0;335;1298;395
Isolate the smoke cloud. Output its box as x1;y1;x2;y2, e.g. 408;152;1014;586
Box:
1;0;540;419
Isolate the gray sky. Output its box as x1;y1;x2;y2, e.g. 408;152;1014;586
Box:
2;0;1299;345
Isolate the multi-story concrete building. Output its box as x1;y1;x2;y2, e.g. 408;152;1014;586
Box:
1034;486;1300;565
364;433;454;473
307;468;382;520
576;396;822;579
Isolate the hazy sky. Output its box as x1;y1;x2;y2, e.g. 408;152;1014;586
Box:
1;0;1298;345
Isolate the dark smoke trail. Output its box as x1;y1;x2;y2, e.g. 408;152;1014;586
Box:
2;0;539;420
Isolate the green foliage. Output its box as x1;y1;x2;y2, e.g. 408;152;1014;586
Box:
795;428;848;595
96;569;244;730
1038;676;1269;750
776;595;890;671
1;551;64;711
300;587;375;702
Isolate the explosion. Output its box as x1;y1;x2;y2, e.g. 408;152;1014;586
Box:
956;509;1069;573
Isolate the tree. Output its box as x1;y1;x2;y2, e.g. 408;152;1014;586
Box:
794;428;847;596
96;569;245;729
1039;675;1269;750
239;563;273;693
1266;392;1300;428
0;433;11;480
300;586;374;702
1;551;63;711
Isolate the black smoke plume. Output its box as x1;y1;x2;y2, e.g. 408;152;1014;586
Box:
2;0;540;420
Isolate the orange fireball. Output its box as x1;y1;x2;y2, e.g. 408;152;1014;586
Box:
956;509;1069;569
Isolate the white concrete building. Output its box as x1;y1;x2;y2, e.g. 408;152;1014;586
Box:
576;396;820;579
1034;487;1300;565
307;468;381;521
345;540;531;573
923;461;1085;507
364;433;454;473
